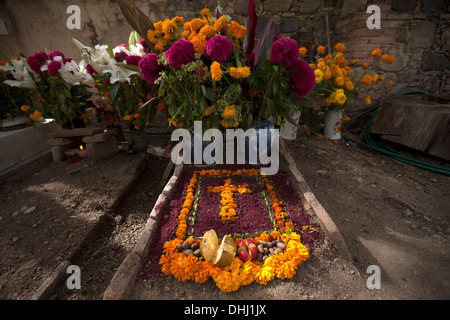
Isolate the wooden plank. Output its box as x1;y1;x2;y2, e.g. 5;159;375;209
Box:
371;94;450;160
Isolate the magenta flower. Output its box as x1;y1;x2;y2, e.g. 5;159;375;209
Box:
165;39;195;69
48;50;65;60
86;64;96;77
270;37;299;69
47;60;62;76
27;51;48;74
124;55;142;66
290;58;316;97
205;35;233;62
139;53;164;84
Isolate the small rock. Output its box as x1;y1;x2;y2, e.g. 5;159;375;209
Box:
12;236;19;243
19;206;28;213
114;215;124;225
12;211;18;218
23;206;36;214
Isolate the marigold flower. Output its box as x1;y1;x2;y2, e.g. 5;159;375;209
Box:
204;106;213;116
334;76;344;87
364;96;371;105
199;24;216;39
362;74;373;84
362;62;369;69
123;114;133;121
228;66;251;79
372;47;382;59
29;111;42;121
21;105;30;112
335;43;347;52
210;61;222;81
344;80;354;91
381;54;395;64
299;47;307;56
317;45;325;54
228;21;247;40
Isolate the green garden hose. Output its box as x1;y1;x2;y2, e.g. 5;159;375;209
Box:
342;89;450;176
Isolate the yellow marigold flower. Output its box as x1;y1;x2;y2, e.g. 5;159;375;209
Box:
344;80;354;91
335;42;347;52
190;34;207;54
364;96;371;105
228;66;251;79
372;47;382;59
255;265;275;285
299;47;307;56
190;18;206;32
223;105;237;119
317;45;325;54
314;69;323;83
335;76;344;87
21;105;30;112
211;61;222;81
199;24;216;39
362;74;373;84
214;15;228;32
228;21;247;40
335;92;347;105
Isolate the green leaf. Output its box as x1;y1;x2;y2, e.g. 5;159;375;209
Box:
110;82;121;101
117;0;156;53
107;43;114;59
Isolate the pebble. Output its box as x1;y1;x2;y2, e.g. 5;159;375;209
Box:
23;206;36;214
114;215;124;225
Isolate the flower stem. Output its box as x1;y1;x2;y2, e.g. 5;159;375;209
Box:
257;71;277;121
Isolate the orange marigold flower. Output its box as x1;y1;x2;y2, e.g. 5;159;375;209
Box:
123;114;133;121
21;105;30;112
228;21;247;40
362;62;369;69
335;43;347;52
363;96;371;105
204;106;213;117
211;61;222;81
372;47;382;59
317;45;325;54
228;66;251;79
362;75;373;84
299;47;307;56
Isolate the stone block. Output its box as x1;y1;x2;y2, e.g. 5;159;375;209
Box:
82;132;110;144
264;0;293;12
340;0;368;18
300;0;322;14
406;21;436;48
421;0;444;13
422;52;448;71
391;0;417;12
280;18;302;33
45;137;74;146
52;145;73;162
86;135;118;161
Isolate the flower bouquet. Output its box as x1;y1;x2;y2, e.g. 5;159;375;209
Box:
118;0;317;133
0;56;38;127
305;43;395;139
72;35;157;135
23;50;94;129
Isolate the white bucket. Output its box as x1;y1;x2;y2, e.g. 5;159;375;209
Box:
280;110;302;140
324;110;342;140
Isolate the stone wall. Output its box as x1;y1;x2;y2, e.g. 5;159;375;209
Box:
1;0;448;98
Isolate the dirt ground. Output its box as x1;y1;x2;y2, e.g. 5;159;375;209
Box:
0;121;449;300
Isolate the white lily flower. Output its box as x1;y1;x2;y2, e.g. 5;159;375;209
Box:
103;60;138;84
0;59;36;88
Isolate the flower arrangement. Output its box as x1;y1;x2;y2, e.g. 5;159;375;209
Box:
118;0;316;132
73;35;157;133
23;50;95;128
0;57;38;123
157;167;317;292
305;43;395;111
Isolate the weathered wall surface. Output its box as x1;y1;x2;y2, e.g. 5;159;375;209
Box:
1;0;448;97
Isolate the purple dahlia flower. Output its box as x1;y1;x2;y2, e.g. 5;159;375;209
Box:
165;39;195;69
139;53;164;84
290;58;316;97
27;51;49;74
205;35;233;62
48;50;65;60
270;37;299;69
